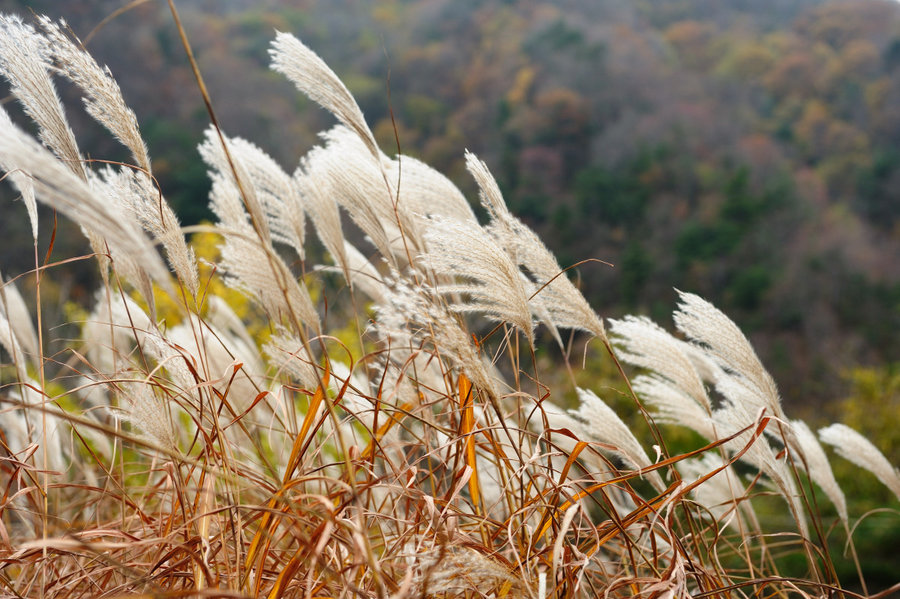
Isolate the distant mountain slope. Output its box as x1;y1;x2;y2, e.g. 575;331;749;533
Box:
1;0;896;406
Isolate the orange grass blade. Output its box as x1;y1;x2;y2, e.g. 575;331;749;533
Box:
458;373;482;512
244;367;330;591
532;440;588;546
284;364;330;484
360;402;414;461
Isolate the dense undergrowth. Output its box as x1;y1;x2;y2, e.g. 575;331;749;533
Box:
1;8;899;599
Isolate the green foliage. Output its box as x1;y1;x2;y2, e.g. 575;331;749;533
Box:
856;148;900;229
726;264;772;310
574;166;649;227
620;241;653;305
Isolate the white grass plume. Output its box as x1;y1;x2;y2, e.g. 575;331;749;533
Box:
677;454;749;529
374;277;500;398
570;387;665;491
0;275;39;366
295;160;349;281
387;154;477;225
610;316;712;412
117;382;177;451
270;31;379;159
790;419;847;525
265;330;321;392
631;376;716;440
674;291;785;420
423;215;534;343
99;166;198;297
819;423;900;501
0;15;84;179
305;128;394;255
302;126;403;261
38;16;150;172
0;105;38;239
411;545;523;596
217;227;320;333
0;310;30;399
713;398;809;537
211;132;306;260
342;242;387;303
200;128;271;243
467;151;605;340
0;118;171;290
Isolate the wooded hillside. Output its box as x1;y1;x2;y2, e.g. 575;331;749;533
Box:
1;0;897;408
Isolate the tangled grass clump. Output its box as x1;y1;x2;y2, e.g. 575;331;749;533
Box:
1;9;899;599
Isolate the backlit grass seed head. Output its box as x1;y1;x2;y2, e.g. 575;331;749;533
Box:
674;291;784;420
820;422;900;502
0;275;39;367
570;387;666;491
423;216;534;344
0;105;37;239
37;16;150;173
295;161;350;280
790;419;848;525
677;454;751;529
302;126;397;262
611;316;712;413
211;133;306;260
270;30;380;158
468;151;605;340
0;15;84;179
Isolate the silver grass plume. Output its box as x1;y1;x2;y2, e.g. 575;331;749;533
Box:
205;295;258;359
166;316;265;413
423;215;534;343
302;126;405;262
200;128;270;242
411;546;524;597
270;31;380;159
386;154;477;225
117;382;177;451
374;277;500;399
217;227;320;332
83;291;154;375
0;309;31;401
0;15;84;179
466;151;605;340
211;132;306;260
98;166;198;297
677;454;750;530
295;160;350;281
0;119;171;289
631;376;716;441
790;419;847;525
712;397;809;537
265;329;321;392
1;387;67;474
674;291;785;421
819;423;900;502
0;275;39;366
610;316;715;438
38;16;150;172
342;242;387;303
0;105;37;239
200;130;319;330
570;387;666;492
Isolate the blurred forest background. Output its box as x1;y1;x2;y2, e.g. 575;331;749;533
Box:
1;0;898;420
